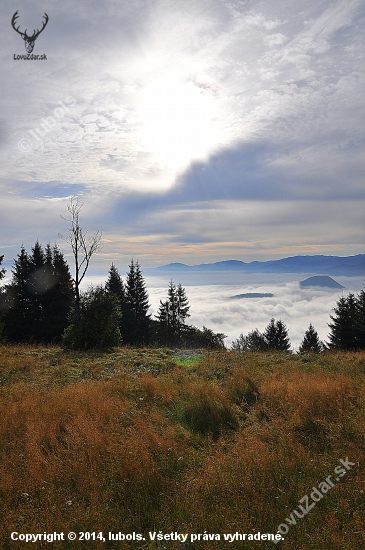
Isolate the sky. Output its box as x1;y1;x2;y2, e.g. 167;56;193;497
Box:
1;0;364;273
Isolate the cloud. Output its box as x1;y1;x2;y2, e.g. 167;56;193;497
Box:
144;273;365;350
3;0;364;192
0;0;364;266
91;194;364;265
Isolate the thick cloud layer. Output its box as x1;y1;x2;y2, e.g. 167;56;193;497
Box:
144;273;365;350
1;0;364;265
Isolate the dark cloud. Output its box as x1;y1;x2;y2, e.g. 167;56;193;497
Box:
0;0;364;266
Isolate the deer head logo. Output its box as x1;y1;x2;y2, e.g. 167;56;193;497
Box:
11;11;49;53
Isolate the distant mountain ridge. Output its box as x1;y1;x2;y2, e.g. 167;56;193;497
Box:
156;255;365;277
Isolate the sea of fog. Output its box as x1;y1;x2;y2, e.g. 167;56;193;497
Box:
83;270;364;351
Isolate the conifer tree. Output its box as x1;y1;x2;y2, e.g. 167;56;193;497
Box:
105;263;126;343
157;280;180;342
106;263;125;302
176;282;190;336
29;240;45;272
155;299;170;343
299;323;322;353
4;243;73;343
42;244;74;342
155;280;190;345
263;318;277;349
0;254;5;281
124;259;151;344
28;241;47;340
4;245;32;342
356;288;365;350
263;318;291;351
328;293;358;350
52;245;74;298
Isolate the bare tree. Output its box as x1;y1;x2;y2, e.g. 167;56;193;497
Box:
59;197;102;309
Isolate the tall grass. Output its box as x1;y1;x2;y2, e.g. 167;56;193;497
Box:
0;346;364;549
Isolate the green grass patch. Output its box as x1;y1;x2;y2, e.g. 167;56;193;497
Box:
172;350;202;368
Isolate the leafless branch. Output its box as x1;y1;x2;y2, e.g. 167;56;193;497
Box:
59;197;102;306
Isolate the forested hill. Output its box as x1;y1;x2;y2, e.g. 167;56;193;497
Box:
156;255;365;276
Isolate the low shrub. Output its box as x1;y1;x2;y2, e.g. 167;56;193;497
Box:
62;286;121;350
225;372;260;407
183;387;239;439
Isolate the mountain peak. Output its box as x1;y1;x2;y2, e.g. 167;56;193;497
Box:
299;276;344;289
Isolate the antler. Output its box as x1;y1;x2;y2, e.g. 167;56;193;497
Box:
32;13;49;40
11;11;26;38
11;11;49;40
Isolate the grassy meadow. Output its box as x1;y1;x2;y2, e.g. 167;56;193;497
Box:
0;346;364;549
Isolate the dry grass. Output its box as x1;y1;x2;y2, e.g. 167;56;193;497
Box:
0;346;364;549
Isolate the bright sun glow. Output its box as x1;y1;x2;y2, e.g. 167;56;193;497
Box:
138;77;221;170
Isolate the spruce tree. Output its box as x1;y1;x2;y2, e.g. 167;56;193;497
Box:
28;241;47;340
124;259;151;344
106;263;125;302
155;281;190;345
42;244;74;342
4;246;33;342
134;260;151;343
155;299;170;343
29;240;46;274
4;243;74;343
167;280;178;335
263;318;291;351
176;282;190;336
299;323;322;353
105;263;126;343
264;318;277;349
328;293;358;350
0;254;5;281
356;288;365;350
274;320;291;351
28;242;74;342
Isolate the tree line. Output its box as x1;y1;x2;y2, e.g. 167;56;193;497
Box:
0;241;363;352
0;245;225;350
231;287;365;353
0;243;73;343
0;199;363;351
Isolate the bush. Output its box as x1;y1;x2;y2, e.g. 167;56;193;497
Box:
183;388;239;439
226;373;260;407
182;325;227;349
232;320;291;352
231;329;268;351
62;286;121;350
